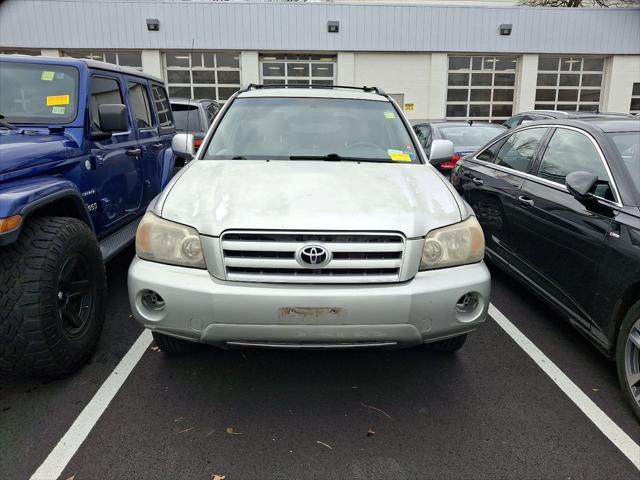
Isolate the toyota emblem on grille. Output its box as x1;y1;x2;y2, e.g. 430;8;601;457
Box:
296;244;331;268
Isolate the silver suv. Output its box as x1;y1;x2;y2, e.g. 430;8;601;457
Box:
128;85;490;354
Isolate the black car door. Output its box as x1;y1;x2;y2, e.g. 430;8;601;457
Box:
514;126;618;336
453;127;549;266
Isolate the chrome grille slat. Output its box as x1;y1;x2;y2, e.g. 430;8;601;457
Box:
221;231;405;284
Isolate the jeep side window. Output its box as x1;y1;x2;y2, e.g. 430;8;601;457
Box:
128;82;152;129
151;84;174;128
90;76;124;132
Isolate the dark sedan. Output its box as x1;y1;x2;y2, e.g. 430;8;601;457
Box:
502;110;633;129
451;117;640;418
413;120;506;174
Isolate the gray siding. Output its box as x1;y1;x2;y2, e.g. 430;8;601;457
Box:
1;0;639;54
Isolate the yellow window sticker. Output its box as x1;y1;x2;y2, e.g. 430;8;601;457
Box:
51;106;66;115
388;149;411;162
383;111;396;119
46;95;70;106
41;71;55;81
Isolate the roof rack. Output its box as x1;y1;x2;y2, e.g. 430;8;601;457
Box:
238;83;387;96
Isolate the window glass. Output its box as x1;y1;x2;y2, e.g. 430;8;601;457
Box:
538;128;613;199
260;54;336;86
477;138;506;162
128;82;152;129
608;132;639;193
204;97;418;163
90;76;123;131
171;103;203;132
631;83;640;114
0;62;79;125
439;125;506;147
151;84;173;127
206;103;219;123
494;128;548;172
414;125;431;148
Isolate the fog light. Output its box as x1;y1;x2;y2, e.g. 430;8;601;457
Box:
141;290;165;311
456;293;479;314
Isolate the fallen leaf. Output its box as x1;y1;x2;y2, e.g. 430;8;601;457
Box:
226;427;242;435
211;474;226;480
367;428;375;437
65;476;76;480
592;388;599;392
177;426;194;434
150;346;160;352
316;440;333;450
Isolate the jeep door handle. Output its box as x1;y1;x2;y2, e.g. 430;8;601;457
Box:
471;177;484;186
126;148;142;156
151;143;164;151
518;195;534;207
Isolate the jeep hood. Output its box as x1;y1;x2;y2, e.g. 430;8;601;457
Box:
160;160;463;238
0;130;70;176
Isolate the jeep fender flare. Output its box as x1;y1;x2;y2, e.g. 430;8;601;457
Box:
0;178;93;246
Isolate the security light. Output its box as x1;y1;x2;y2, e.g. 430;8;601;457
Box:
499;24;512;36
147;18;160;31
327;21;339;33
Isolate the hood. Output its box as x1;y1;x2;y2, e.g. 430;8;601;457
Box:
160;160;463;238
0;129;70;176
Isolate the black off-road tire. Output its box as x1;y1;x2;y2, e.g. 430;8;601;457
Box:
152;331;200;355
0;217;106;376
616;299;640;420
422;334;468;353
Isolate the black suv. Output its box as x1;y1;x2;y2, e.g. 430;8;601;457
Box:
451;117;640;418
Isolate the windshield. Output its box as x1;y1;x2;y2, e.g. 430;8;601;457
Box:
608;132;640;193
203;96;419;163
439;125;506;147
0;61;79;124
172;104;204;133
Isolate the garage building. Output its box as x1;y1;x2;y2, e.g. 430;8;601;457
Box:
0;0;639;121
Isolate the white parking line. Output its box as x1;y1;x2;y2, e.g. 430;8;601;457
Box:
490;304;640;471
30;329;153;480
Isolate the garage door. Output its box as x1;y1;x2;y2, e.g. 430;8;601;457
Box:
260;54;336;86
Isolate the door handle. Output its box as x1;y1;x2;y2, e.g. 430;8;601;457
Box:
126;148;142;156
518;195;534;207
151;143;164;151
471;177;484;186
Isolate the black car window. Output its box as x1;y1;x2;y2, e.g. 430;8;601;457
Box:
206;103;219;124
414;125;431;148
172;103;203;132
476;137;507;162
128;82;153;129
151;84;173;127
494;127;548;173
90;76;125;132
537;128;613;199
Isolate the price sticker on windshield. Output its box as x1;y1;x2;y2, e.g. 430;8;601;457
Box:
384;111;396;119
41;71;55;81
46;95;70;106
388;149;411;162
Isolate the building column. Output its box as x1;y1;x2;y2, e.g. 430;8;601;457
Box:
514;54;538;114
601;55;640;113
141;50;163;80
426;53;447;119
41;49;60;57
337;52;355;86
240;51;260;85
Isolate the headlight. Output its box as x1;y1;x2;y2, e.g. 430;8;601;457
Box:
135;212;206;268
419;216;484;270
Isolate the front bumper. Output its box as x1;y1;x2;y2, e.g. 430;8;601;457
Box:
128;257;491;348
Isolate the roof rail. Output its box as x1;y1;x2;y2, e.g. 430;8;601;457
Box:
238;83;387;96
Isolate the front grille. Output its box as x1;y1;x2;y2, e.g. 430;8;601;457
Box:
221;231;405;283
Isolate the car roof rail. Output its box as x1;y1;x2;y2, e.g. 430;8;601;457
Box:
238;83;387;96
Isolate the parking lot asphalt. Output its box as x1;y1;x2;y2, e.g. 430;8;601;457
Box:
1;246;639;480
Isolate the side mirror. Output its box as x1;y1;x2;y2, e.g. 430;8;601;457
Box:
98;104;128;132
566;171;598;200
172;133;195;160
429;139;455;164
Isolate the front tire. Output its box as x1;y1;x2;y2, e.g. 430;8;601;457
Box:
616;299;640;420
152;331;200;355
0;217;106;376
422;334;467;353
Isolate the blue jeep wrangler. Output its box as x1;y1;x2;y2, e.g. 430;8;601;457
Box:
0;55;176;375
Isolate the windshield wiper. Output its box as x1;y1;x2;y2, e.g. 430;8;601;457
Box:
0;114;17;130
288;153;390;162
